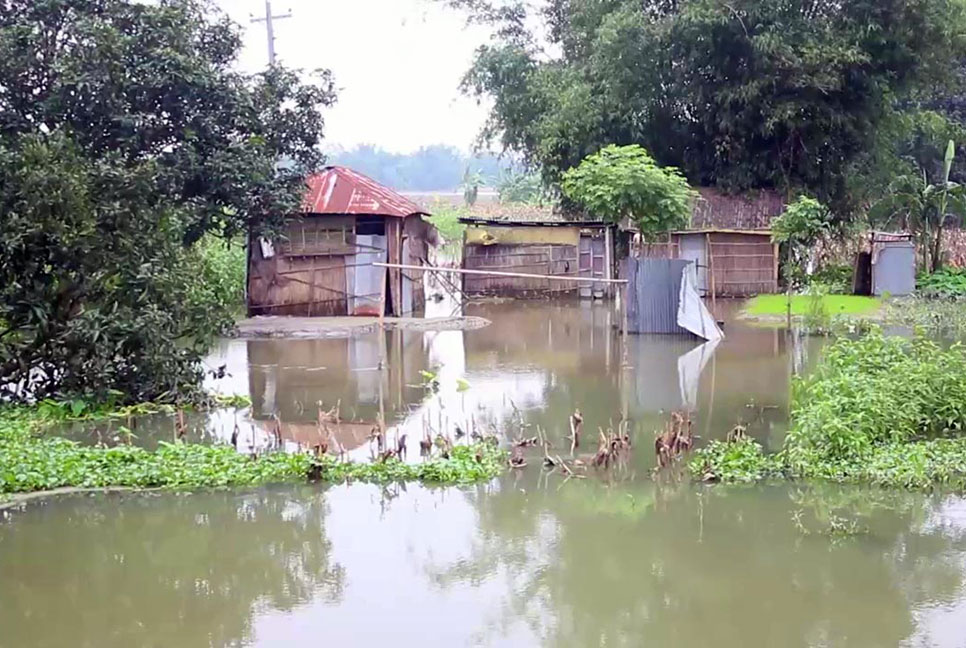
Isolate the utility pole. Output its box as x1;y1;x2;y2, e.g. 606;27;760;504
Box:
250;0;292;66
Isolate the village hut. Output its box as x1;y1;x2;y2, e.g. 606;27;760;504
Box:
458;205;618;298
638;188;785;298
246;166;438;317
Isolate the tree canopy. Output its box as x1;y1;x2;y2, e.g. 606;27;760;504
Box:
448;0;966;213
0;0;335;402
561;144;692;233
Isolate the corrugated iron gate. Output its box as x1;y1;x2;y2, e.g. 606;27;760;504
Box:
623;257;692;335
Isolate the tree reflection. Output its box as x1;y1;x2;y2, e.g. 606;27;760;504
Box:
0;487;344;648
430;473;966;647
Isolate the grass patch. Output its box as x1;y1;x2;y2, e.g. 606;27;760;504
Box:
0;408;506;494
745;294;881;317
692;329;966;489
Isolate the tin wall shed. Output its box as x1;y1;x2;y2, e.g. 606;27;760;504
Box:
872;240;916;296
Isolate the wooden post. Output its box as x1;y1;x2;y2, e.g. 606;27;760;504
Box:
706;232;717;315
378;265;387;323
604;225;614;298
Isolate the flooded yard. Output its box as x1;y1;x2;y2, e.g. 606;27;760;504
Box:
3;301;966;646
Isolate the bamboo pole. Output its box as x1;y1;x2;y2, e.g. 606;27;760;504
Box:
372;262;627;284
706;232;717;314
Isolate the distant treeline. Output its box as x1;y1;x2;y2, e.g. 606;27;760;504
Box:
328;144;513;191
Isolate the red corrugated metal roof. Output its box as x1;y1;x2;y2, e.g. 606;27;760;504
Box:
302;166;428;218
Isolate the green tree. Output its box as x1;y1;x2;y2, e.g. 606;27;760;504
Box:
871;140;966;272
448;0;966;213
771;196;832;322
0;0;335;403
561;144;693;235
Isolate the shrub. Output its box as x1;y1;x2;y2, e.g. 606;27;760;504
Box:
917;267;966;299
810;264;853;294
692;329;966;488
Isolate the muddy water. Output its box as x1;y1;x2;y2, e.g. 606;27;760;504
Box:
5;302;966;646
57;300;823;460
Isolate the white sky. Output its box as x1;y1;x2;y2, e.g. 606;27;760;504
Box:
216;0;493;154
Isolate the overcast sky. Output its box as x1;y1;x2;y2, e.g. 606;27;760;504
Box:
216;0;492;154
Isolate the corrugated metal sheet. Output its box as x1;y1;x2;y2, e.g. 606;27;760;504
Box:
303;166;427;218
623;257;721;339
873;242;916;296
624;258;691;334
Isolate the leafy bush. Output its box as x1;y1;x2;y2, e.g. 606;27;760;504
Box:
802;284;832;331
689;438;778;483
918;267;966;299
189;236;248;318
810;264;853;294
692;329;966;488
772;196;832;290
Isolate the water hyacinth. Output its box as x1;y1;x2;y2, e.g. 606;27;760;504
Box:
0;409;506;494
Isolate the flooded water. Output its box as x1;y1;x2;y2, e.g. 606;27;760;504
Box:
5;301;966;646
56;300;823;460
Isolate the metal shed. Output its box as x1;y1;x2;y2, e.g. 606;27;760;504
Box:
246;167;438;317
871;232;916;297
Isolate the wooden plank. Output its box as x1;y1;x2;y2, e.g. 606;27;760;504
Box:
374;262;627;283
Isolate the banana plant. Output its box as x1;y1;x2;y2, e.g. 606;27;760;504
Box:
870;140;966;272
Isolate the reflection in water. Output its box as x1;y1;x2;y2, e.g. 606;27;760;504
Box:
10;302;966;646
0;488;345;648
58;301;824;469
3;479;966;647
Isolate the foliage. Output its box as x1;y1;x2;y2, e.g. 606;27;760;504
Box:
329;144;511;191
448;0;966;211
0;408;506;493
772;196;833;290
689;438;778;484
0;0;334;404
883;297;966;336
744;295;881;317
561;145;693;234
870;139;966;271
802;284;832;332
497;168;549;204
809;264;854;295
693;330;966;488
425;203;468;260
189;236;248;319
917;267;966;298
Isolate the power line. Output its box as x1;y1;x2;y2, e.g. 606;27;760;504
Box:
250;0;292;66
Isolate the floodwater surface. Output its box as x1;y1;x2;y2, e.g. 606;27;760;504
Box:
4;301;966;647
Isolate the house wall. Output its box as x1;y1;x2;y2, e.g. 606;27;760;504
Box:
638;231;778;297
462;224;610;297
705;232;778;297
247;214;434;316
247;215;355;316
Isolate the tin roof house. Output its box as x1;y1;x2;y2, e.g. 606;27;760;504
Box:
246;166;438;317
